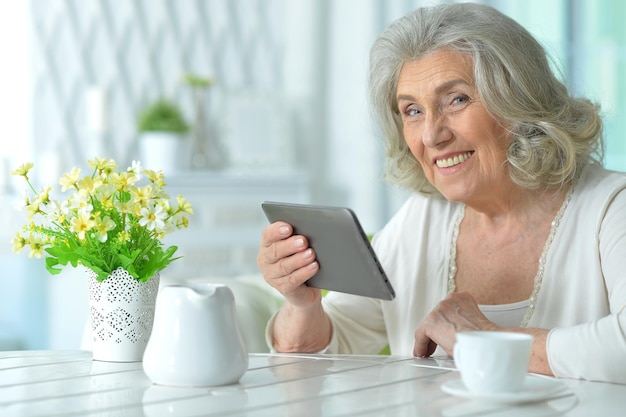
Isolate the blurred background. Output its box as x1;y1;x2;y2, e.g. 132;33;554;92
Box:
0;0;624;350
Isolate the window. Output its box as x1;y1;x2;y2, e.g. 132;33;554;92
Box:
497;0;625;170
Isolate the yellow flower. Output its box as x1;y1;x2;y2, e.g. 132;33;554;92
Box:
37;186;51;204
59;168;82;192
130;185;154;208
117;200;141;216
12;232;27;253
27;187;52;219
161;199;173;216
166;212;189;232
95;183;116;200
25;201;42;219
144;169;166;187
109;171;139;191
93;216;116;242
11;162;34;178
176;195;193;215
99;197;113;209
71;211;95;240
116;230;131;243
28;239;45;258
88;157;117;174
77;176;103;195
26;221;37;232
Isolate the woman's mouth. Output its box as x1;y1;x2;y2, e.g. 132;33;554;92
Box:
435;151;474;168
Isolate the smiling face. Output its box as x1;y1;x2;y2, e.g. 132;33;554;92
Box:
396;49;512;205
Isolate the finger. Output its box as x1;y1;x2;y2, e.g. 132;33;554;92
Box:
413;326;434;357
275;247;316;279
258;221;310;269
260;221;293;247
260;234;310;267
264;254;319;301
413;309;446;357
277;258;320;295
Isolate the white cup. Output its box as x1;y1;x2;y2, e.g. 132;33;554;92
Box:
453;331;533;395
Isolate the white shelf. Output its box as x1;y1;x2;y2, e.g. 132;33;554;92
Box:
163;171;310;279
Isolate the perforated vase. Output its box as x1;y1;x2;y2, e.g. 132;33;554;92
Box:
87;267;160;362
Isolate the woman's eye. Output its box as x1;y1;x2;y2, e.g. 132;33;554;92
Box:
442;94;471;114
451;94;470;106
405;107;421;117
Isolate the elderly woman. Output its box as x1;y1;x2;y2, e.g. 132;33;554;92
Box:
257;3;626;383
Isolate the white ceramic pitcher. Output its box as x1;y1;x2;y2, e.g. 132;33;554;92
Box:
143;283;248;387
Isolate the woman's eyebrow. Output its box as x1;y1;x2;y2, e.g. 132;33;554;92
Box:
396;93;415;102
396;79;471;103
434;79;471;95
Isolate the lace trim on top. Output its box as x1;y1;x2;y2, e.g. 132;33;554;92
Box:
446;186;575;328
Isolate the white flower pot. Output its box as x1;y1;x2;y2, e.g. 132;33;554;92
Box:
138;132;188;174
87;267;160;362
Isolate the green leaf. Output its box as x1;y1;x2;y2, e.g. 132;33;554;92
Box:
45;257;63;275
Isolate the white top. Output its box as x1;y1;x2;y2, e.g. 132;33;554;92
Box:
320;163;626;383
479;299;529;328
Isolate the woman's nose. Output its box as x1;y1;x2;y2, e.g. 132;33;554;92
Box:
422;114;451;148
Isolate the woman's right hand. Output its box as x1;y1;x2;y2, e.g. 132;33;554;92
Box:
257;221;322;308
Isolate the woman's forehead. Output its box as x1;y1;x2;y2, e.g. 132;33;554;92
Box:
397;50;475;97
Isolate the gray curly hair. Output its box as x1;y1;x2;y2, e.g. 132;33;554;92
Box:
369;2;603;194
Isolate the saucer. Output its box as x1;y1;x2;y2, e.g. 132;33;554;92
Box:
441;375;569;404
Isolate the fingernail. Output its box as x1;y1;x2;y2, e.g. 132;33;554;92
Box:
302;248;312;258
279;226;290;235
295;238;304;248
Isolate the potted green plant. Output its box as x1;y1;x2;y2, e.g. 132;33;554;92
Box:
137;98;190;173
11;159;193;361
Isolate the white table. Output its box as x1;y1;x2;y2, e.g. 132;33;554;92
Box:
1;350;624;416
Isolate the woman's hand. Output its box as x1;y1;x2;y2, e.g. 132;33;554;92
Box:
413;292;499;357
413;292;552;376
257;221;322;308
257;221;332;352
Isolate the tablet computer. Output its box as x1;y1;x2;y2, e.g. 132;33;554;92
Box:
261;201;395;300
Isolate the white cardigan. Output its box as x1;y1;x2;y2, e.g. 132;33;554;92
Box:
321;164;626;383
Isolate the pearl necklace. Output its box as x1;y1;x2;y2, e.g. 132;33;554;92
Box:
446;186;575;327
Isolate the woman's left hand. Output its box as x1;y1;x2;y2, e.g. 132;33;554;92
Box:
413;291;499;357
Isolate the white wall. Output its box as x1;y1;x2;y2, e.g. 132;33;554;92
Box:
325;0;387;234
0;3;42;350
0;2;31;186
